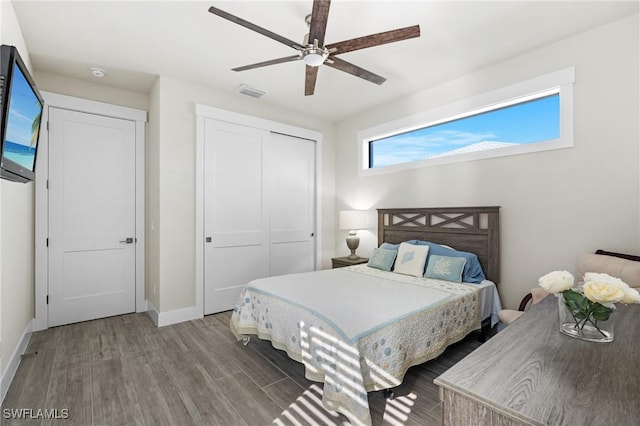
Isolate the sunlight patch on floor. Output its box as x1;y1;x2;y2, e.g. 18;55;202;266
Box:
274;384;349;426
383;392;417;426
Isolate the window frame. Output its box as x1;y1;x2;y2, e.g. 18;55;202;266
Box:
357;67;575;175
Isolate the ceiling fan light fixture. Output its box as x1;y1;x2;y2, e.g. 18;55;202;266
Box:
302;48;326;67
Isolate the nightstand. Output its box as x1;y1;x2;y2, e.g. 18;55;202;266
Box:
331;256;369;269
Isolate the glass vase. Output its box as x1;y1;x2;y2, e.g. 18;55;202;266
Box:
558;293;614;343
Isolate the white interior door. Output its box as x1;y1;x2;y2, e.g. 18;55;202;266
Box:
48;107;136;327
203;120;270;315
268;133;316;276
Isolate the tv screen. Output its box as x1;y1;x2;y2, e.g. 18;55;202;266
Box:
0;45;44;183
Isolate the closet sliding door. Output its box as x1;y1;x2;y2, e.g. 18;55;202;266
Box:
203;120;316;315
203;120;270;315
268;133;316;276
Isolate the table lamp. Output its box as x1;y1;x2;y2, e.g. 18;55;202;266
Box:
339;210;368;260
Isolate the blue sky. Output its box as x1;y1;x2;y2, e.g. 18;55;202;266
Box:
371;94;560;167
6;63;41;147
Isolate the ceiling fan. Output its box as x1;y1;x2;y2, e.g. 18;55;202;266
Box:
208;1;421;96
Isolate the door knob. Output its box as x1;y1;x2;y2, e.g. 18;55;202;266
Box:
119;237;135;244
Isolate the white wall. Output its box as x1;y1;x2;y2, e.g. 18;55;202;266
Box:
0;0;35;378
150;76;335;313
33;70;150;111
334;14;640;310
146;77;161;310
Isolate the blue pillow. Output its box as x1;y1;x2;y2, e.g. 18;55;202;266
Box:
424;255;466;282
367;248;398;271
380;242;400;251
405;240;486;283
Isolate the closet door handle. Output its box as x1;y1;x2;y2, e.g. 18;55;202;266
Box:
119;237;135;244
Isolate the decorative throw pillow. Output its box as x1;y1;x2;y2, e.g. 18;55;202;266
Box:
424;255;467;282
393;242;429;277
379;242;400;252
406;240;486;283
367;248;398;271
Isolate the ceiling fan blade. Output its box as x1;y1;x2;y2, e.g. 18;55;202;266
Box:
208;6;305;51
305;66;319;96
325;56;386;85
326;25;420;55
308;0;331;47
232;55;301;72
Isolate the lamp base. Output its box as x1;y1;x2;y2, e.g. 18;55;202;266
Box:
346;234;360;260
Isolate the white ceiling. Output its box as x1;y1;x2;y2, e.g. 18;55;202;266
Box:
11;0;639;121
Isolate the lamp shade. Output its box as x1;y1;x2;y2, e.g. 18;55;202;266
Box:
339;210;368;230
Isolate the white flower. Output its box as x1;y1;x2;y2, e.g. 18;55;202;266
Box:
621;286;640;304
538;270;574;294
582;273;627;304
583;272;625;285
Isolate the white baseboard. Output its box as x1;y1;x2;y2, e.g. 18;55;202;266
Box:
1;319;34;404
146;300;160;326
146;301;202;327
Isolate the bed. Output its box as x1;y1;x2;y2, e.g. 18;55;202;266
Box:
230;206;501;425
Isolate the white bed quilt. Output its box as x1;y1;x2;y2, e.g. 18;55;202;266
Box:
230;265;481;425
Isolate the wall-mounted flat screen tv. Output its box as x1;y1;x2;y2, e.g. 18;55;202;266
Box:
0;44;44;183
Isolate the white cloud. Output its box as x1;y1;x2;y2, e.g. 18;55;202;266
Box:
9;108;32;123
372;129;499;166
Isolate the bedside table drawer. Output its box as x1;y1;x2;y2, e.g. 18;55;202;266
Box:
331;256;369;268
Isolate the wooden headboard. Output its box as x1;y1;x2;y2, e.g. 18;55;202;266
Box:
377;207;500;284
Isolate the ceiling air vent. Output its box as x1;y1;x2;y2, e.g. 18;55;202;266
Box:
237;84;265;99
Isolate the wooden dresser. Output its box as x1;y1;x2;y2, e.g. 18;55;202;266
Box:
434;295;640;425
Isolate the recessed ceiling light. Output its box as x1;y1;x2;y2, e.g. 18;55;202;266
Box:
90;67;106;78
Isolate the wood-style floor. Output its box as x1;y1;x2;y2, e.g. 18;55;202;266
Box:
2;311;483;425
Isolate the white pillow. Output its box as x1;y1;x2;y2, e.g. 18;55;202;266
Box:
394;242;429;277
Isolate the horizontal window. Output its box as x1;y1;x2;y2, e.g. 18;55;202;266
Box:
369;92;559;168
358;68;574;174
